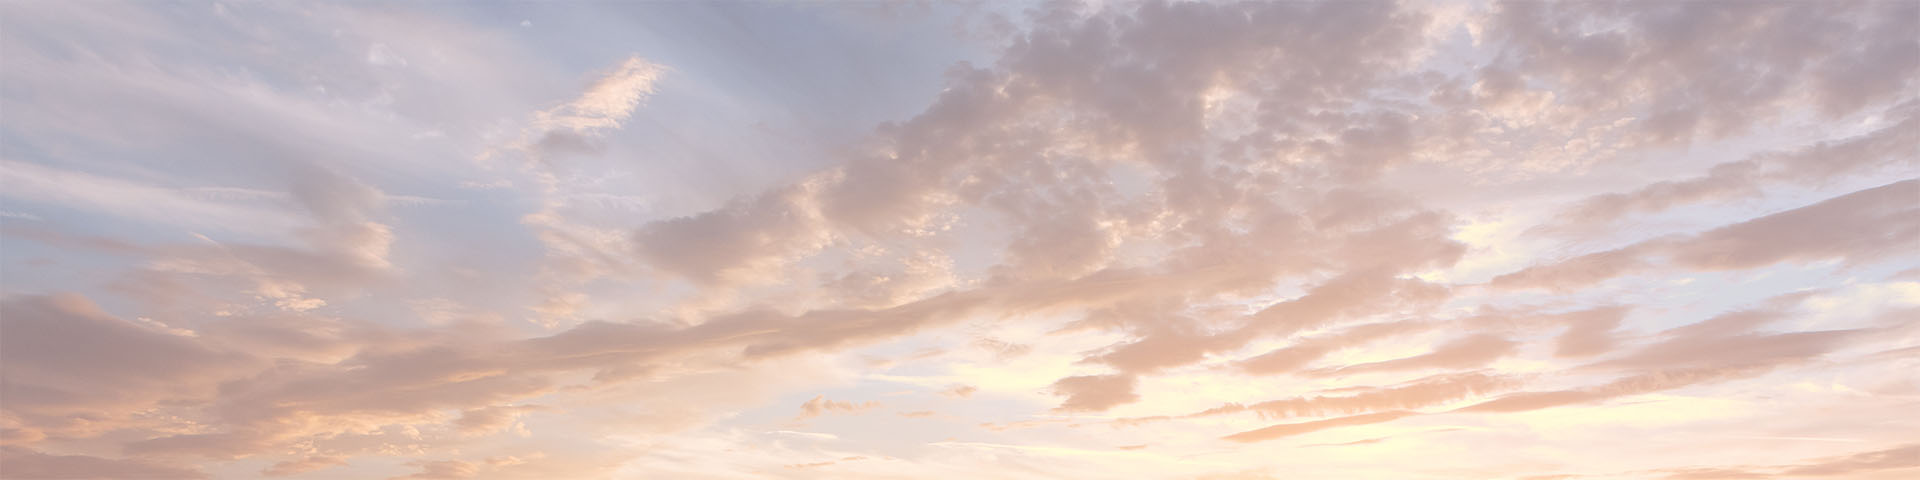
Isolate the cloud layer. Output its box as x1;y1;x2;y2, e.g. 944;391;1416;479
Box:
2;1;1916;479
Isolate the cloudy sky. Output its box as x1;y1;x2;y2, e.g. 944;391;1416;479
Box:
1;1;1917;479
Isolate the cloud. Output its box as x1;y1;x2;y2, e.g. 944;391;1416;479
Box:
942;385;979;398
795;395;881;421
1461;300;1867;414
1236;321;1436;375
389;460;478;480
1552;307;1631;358
0;159;301;237
495;55;665;326
784;456;869;469
1536;108;1919;234
1484;1;1919;145
1780;443;1920;477
261;456;347;477
1309;333;1518;376
1245;271;1452;338
454;405;549;435
532;57;662;135
1221;411;1419;443
1124;372;1513;425
631;186;830;287
3;1;1917;478
1495;179;1920;291
1665;179;1919;271
0;294;251;435
1458;367;1758;414
1657;444;1920;479
1051;374;1140;412
0;447;206;479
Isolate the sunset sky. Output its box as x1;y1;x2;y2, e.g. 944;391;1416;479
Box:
2;1;1918;479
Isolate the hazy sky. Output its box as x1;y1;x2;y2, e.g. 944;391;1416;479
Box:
2;1;1917;479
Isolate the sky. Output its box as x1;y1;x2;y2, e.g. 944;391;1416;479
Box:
0;1;1917;479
